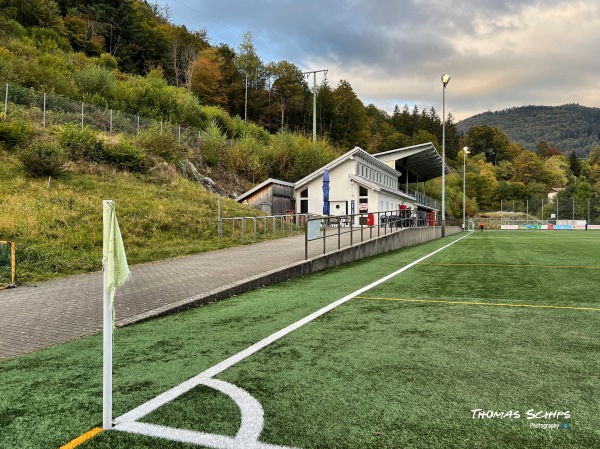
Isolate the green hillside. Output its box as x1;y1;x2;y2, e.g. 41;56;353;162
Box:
0;150;269;284
456;104;600;157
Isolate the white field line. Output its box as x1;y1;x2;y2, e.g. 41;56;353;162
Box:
116;377;298;449
113;232;471;447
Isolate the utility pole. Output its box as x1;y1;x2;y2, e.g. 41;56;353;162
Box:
303;69;328;142
244;75;248;122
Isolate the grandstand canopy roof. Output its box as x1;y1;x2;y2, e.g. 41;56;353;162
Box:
372;142;450;182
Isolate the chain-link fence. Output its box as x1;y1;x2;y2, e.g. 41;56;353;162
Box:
1;82;196;142
498;197;600;225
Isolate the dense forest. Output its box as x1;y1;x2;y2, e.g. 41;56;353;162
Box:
456;104;600;158
1;0;600;223
0;0;459;158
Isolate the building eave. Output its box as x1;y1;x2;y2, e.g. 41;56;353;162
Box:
236;178;295;202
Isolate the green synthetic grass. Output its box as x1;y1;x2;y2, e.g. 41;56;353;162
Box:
1;231;600;448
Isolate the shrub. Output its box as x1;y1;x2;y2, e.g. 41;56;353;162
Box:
28;27;71;51
19;140;64;177
199;120;227;167
0;17;27;39
262;132;299;180
102;139;148;172
136;126;185;163
290;138;338;180
74;65;116;99
95;53;118;70
54;123;101;161
229;116;270;144
222;133;266;182
0;116;34;149
201;106;234;137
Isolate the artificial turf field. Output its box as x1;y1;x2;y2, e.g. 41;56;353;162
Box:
2;230;600;448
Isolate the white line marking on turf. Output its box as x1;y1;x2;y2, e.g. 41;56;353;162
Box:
116;421;295;449
114;232;471;448
116;378;297;449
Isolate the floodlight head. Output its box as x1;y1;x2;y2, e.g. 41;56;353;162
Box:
441;74;451;87
463;146;470;154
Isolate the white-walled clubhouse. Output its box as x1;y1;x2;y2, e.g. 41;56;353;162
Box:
237;142;449;227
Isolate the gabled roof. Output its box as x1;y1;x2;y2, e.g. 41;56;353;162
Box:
372;142;450;181
236;178;295;202
348;174;415;201
294;146;401;190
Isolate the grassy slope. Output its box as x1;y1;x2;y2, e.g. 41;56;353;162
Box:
0;151;262;284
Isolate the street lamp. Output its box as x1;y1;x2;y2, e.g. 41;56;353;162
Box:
463;146;470;231
441;74;451;236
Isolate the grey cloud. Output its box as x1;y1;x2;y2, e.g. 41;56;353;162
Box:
157;0;600;120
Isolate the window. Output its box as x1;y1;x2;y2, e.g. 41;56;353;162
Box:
300;188;308;213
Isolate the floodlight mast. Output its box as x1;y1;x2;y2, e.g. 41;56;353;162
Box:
441;74;451;237
463;146;470;231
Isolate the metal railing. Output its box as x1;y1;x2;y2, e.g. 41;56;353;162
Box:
410;189;439;210
305;209;437;259
219;213;309;241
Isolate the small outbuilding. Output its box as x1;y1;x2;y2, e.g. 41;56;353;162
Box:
235;178;295;216
548;187;564;201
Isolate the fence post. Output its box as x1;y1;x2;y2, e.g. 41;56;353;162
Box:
217;194;222;237
43;92;46;128
4;83;8;116
81;102;84;129
110;109;113;132
588;198;591;225
305;219;309;260
137;115;140;134
323;219;326;255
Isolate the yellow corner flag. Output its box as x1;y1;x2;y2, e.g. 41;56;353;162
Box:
102;200;131;312
102;200;130;430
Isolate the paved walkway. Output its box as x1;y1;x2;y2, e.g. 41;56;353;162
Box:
0;227;391;360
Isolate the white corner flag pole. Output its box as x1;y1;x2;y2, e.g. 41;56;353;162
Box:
102;199;131;430
102;249;112;429
102;200;113;430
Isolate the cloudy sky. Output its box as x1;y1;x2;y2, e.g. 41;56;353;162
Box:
152;0;600;121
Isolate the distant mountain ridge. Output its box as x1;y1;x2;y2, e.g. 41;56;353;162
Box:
456;104;600;157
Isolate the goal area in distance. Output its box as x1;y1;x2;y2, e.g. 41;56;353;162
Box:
0;241;16;289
